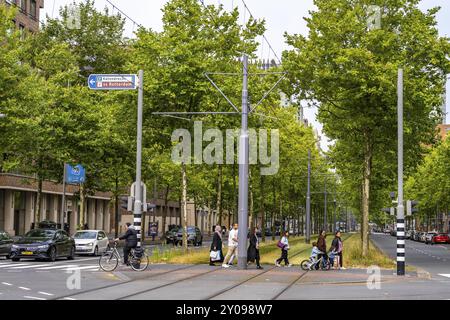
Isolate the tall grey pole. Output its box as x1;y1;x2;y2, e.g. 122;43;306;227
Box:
305;149;311;243
134;70;144;249
238;55;249;269
333;200;336;233
61;163;66;230
324;178;327;232
397;68;405;276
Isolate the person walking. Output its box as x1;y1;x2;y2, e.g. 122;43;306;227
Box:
222;223;238;268
330;230;345;269
275;231;291;267
210;225;223;266
317;230;328;269
114;223;137;266
247;227;263;269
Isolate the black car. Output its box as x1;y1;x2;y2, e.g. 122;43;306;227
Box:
0;231;13;259
10;229;76;262
165;227;179;244
175;226;203;246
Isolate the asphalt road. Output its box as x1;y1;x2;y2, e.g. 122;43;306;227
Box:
371;233;450;279
1;235;449;300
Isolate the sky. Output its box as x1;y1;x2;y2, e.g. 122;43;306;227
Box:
42;0;450;151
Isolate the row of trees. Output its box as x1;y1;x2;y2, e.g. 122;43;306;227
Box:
0;1;337;239
283;0;449;255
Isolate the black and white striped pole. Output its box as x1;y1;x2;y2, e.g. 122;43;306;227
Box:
134;70;144;248
396;68;405;276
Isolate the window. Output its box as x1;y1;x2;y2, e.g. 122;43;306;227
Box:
30;0;36;18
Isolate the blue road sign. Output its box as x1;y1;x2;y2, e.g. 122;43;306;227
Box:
66;164;86;184
88;74;138;90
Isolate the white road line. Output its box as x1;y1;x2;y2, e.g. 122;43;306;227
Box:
1;282;12;286
9;264;50;269
0;264;28;268
18;287;31;291
38;291;54;296
438;274;450;279
24;296;46;300
64;266;99;271
63;297;76;300
36;265;77;270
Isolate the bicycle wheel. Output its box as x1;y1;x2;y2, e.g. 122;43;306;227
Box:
99;251;119;272
300;260;310;271
321;260;331;271
130;251;149;272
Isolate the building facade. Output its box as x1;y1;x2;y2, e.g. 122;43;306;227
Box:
2;0;44;33
0;173;112;236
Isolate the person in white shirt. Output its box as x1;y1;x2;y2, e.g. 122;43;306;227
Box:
275;231;292;267
222;223;238;268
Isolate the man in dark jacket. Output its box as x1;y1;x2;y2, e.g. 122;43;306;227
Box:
115;223;138;265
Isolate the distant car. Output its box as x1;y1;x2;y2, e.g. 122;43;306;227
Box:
405;230;412;239
390;230;397;236
429;233;450;245
10;229;75;262
0;231;13;259
424;232;438;244
383;229;391;235
165;228;179;244
413;231;421;241
73;230;110;256
419;232;427;242
176;227;203;246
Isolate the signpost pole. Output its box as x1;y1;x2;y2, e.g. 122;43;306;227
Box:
134;70;144;249
61;163;66;230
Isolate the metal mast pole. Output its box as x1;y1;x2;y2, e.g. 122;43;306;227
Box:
324;178;327;232
306;149;311;243
238;55;249;269
397;68;405;276
134;70;144;249
61;163;66;230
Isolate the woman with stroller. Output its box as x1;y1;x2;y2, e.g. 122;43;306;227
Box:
209;225;224;266
329;230;345;269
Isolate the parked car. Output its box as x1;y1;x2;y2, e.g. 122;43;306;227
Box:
176;226;203;246
383;229;391;234
429;233;450;245
413;231;421;241
10;229;75;262
405;230;412;239
424;232;438;244
165;227;179;244
0;231;13;259
419;232;427;242
73;230;110;256
390;229;397;236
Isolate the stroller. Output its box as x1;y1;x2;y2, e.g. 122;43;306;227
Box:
300;250;331;271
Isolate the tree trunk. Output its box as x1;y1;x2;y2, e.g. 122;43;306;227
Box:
207;199;212;236
216;165;222;226
79;183;85;228
162;185;169;239
35;176;43;223
181;162;188;253
260;174;265;242
233;162;237;224
249;174;254;230
361;134;373;257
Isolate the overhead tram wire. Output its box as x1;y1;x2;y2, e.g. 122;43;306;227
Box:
105;0;143;28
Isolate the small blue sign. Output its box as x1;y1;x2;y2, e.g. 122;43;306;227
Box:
88;74;138;90
66;164;86;184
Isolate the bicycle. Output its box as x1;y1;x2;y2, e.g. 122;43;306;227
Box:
300;254;331;271
99;241;149;272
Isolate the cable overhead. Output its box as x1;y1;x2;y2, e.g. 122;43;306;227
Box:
105;0;143;28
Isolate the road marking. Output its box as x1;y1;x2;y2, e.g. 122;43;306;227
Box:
38;291;54;296
36;265;78;270
0;264;28;268
438;274;450;279
63;297;76;300
64;266;99;271
9;264;49;269
18;287;31;291
24;296;46;300
1;282;12;286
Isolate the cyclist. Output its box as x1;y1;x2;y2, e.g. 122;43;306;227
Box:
115;222;137;265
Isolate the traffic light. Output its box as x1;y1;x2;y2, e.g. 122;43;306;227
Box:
145;203;156;212
381;207;395;216
406;200;418;216
119;196;133;212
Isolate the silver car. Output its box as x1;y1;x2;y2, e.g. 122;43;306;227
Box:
425;232;438;244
